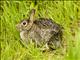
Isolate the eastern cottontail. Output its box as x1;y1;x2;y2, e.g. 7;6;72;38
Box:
16;9;63;50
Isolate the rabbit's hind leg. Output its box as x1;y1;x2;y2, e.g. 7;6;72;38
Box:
47;34;62;50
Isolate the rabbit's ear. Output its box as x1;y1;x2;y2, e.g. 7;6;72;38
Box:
25;9;36;30
29;9;36;22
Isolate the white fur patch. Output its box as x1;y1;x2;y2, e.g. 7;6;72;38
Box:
20;31;26;40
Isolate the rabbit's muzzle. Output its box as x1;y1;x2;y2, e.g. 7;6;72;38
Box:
16;24;22;32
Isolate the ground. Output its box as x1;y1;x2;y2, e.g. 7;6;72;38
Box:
0;1;80;60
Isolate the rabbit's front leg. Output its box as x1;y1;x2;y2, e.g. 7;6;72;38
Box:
20;31;29;45
29;31;43;47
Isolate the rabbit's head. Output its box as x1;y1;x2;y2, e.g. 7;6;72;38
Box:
16;19;29;31
16;9;36;31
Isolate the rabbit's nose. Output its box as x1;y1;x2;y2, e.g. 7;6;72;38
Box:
16;24;19;28
16;24;22;31
16;24;21;29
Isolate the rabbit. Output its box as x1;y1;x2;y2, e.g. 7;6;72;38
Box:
16;9;63;50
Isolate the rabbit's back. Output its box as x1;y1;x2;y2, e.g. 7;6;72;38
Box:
34;18;61;32
34;18;54;28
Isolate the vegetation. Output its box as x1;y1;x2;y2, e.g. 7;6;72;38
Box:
0;1;80;60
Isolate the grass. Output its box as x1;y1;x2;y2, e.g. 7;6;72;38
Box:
0;1;80;60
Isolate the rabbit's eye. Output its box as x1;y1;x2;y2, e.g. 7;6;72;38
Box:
23;22;26;25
